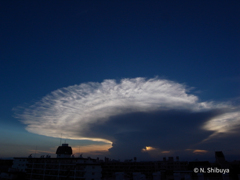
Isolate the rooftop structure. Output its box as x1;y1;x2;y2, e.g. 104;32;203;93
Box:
56;143;72;158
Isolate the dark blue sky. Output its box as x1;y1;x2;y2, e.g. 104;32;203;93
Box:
0;0;240;161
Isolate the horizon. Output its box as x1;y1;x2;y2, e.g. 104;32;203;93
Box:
1;143;238;163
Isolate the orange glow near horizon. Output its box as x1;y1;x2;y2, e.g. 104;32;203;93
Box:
161;151;170;154
142;146;170;154
142;146;156;151
193;149;208;154
72;144;112;155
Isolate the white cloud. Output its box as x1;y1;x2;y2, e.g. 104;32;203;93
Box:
16;77;238;145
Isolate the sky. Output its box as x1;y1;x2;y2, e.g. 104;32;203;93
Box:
0;0;240;162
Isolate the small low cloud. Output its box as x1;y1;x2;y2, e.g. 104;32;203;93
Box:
142;146;157;152
142;146;170;154
162;151;171;154
141;146;171;158
193;149;208;154
15;77;240;160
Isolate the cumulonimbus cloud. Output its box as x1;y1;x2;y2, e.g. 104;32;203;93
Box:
16;77;239;147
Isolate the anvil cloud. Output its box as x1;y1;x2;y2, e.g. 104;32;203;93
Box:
16;77;239;158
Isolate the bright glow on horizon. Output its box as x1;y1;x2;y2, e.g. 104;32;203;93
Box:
72;144;112;155
193;149;208;154
142;146;157;151
142;146;171;156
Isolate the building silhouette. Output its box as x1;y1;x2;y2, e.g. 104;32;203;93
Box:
1;147;240;180
1;144;102;180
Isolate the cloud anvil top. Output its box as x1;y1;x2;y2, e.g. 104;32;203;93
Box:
16;77;239;154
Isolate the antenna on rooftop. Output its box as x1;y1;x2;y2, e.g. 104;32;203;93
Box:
34;146;38;158
60;133;62;145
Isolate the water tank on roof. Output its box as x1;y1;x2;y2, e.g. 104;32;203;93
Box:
56;144;72;158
